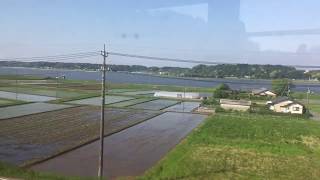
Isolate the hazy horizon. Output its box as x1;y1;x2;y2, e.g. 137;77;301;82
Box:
1;0;320;67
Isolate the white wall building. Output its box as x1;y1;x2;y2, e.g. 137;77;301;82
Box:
154;91;201;99
268;97;305;115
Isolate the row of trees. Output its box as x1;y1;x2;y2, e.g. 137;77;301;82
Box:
209;79;293;100
0;61;188;75
0;61;310;80
186;64;307;80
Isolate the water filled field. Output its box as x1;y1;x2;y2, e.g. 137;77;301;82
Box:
130;99;179;110
164;102;200;112
0;91;56;102
67;95;134;106
31;112;207;179
1;67;319;92
0;103;73;120
119;90;156;96
0;86;86;99
108;98;155;108
0;106;159;165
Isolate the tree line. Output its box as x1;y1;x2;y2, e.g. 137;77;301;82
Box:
0;61;312;80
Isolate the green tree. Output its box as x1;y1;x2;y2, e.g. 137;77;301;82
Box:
213;83;231;98
272;79;293;96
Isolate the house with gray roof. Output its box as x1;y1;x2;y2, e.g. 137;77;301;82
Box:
268;97;305;115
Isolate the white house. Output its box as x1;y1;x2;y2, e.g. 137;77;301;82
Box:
154;91;202;99
268;97;305;115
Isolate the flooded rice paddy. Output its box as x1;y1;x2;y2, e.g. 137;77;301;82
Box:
164;101;200;112
31;112;207;179
130;99;179;110
119;90;156;96
0;91;56;102
0;87;85;98
108;98;155;108
0;103;73;120
67;95;134;106
0;106;159;165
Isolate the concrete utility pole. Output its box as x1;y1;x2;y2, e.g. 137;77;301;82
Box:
307;87;311;107
98;44;107;179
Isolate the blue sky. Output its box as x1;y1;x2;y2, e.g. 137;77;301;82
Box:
1;0;320;67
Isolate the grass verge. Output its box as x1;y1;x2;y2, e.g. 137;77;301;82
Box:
141;113;320;179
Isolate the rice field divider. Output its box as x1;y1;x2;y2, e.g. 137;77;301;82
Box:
22;110;164;168
43;110;154;145
0;99;30;108
108;98;158;108
101;95;138;106
0;104;81;121
158;101;182;111
50;93;101;103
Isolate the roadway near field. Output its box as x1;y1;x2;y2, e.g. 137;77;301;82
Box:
31;112;207;179
0;106;159;165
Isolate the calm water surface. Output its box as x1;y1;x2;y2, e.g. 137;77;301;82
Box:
1;67;319;92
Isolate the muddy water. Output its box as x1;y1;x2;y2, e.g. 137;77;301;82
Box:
164;102;200;112
0;91;56;102
31;112;206;179
0;103;73;120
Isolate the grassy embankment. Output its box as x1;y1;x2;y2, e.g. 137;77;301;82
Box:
141;113;320;179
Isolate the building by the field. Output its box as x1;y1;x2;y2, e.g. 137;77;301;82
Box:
220;99;252;111
154;91;209;99
252;88;277;97
268;97;305;114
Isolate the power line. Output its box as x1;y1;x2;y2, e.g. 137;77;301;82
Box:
1;50;320;69
107;51;236;65
0;51;100;62
107;51;320;69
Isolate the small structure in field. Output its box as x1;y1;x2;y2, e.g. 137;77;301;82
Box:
220;99;252;111
154;91;208;100
196;106;215;114
268;97;305;115
252;88;277;97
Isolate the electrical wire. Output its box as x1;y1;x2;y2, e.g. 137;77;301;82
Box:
0;51;100;62
107;51;236;65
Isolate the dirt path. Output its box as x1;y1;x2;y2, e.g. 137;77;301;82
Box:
31;112;206;179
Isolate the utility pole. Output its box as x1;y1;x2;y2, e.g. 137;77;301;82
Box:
183;87;186;112
15;69;18;100
98;44;107;179
56;71;59;99
307;87;310;107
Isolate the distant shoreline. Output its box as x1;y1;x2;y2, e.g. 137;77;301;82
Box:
1;66;319;85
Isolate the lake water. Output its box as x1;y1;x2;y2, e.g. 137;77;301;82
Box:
0;67;320;92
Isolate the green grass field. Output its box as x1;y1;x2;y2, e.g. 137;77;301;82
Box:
141;113;320;179
309;103;320;113
0;98;26;107
292;92;320;100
